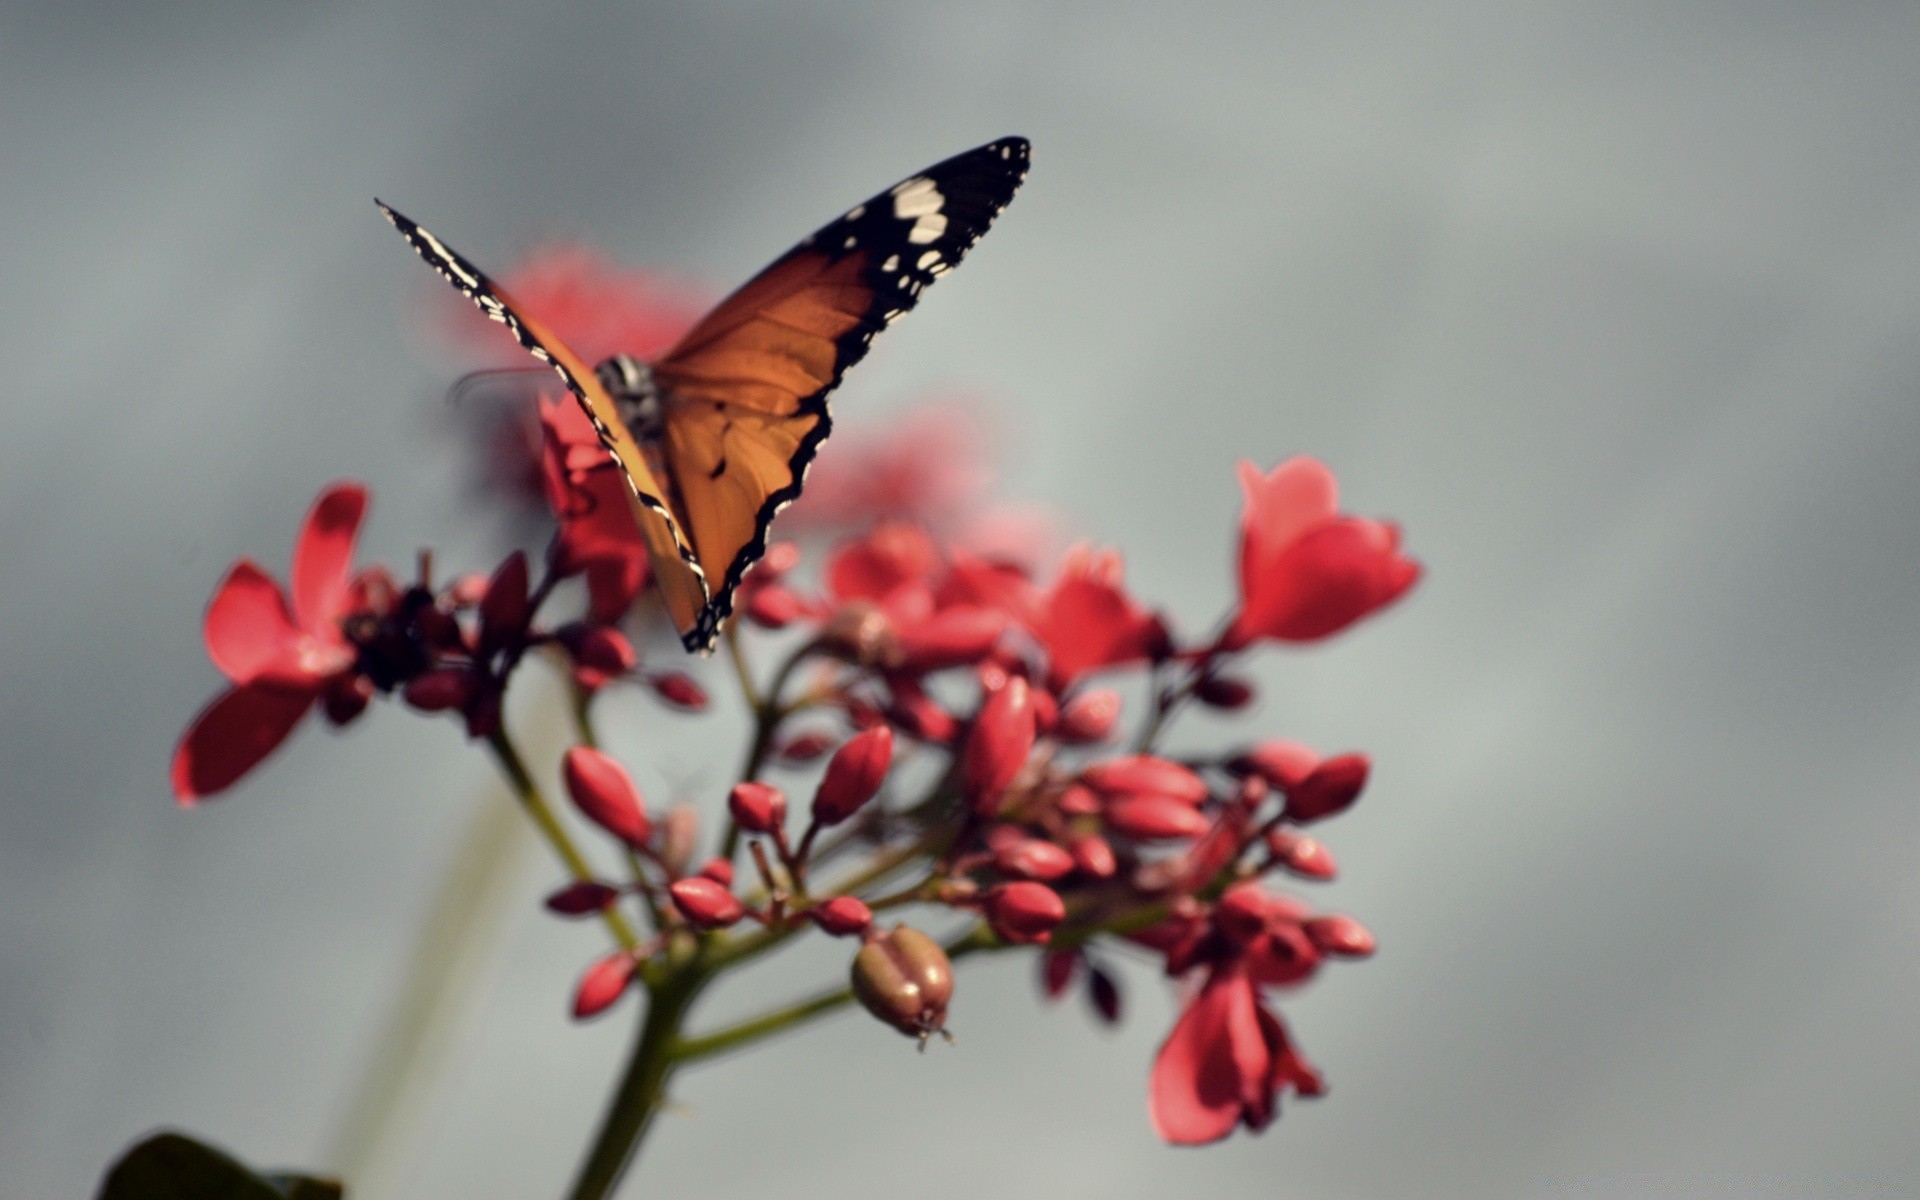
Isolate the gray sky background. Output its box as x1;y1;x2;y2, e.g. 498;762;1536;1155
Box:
4;3;1918;1197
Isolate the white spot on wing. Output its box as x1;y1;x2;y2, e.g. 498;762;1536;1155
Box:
916;250;941;270
906;211;948;244
881;254;899;272
845;204;865;220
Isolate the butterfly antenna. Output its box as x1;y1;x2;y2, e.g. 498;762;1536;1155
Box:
445;366;550;408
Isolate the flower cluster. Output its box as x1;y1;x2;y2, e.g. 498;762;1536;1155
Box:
173;244;1421;1178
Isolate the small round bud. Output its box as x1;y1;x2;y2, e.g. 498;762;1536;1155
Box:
992;836;1074;882
544;880;622;916
1286;754;1370;823
697;857;735;886
746;583;802;629
810;895;874;937
1304;914;1376;958
776;729;836;763
1195;675;1255;709
403;666;475;713
962;676;1034;816
852;925;953;1041
984;881;1066;945
669;877;746;928
649;671;710;711
1087;964;1123;1024
1267;829;1338;879
572;951;637;1019
1056;689;1122;743
1069;834;1117;879
1103;795;1210;841
728;781;787;835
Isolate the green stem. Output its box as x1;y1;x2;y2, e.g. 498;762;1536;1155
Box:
485;727;640;952
564;970;707;1200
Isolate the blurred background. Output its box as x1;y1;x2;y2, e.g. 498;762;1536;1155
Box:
5;3;1919;1196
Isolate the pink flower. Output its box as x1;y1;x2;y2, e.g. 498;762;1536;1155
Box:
1030;546;1164;688
1149;962;1324;1144
782;404;991;533
172;484;372;804
538;396;651;593
1225;458;1420;648
451;246;701;368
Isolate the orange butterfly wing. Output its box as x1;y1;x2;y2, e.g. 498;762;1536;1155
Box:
651;137;1030;651
375;202;711;634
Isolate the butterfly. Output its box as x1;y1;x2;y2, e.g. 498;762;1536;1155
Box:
377;137;1029;653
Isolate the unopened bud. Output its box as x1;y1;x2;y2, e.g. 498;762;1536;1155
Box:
821;600;901;669
557;622;636;681
562;746;651;848
1056;689;1120;743
852;925;953;1041
1286;754;1370;823
1069;834;1117;879
1039;948;1080;998
544;880;622;916
572;951;636;1019
776;729;836;763
649;671;709;711
1195;675;1255;709
1304;914;1376;958
1104;795;1211;841
669;877;746;928
728;781;787;835
1267;829;1338;879
984;881;1066;944
746;583;802;629
478;550;531;655
697;857;735;886
812;725;893;826
1230;739;1319;791
659;804;699;877
992;836;1074;882
403;666;475;713
810;895;874;937
1087;964;1122;1024
1081;755;1208;805
962;676;1034;816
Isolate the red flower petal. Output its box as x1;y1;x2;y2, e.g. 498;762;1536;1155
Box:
290;483;368;634
1149;965;1272;1145
171;682;318;804
203;561;304;685
1032;546;1160;687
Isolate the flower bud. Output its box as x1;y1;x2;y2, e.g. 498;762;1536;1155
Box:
992;836;1074;882
403;666;476;713
1029;686;1059;735
669;877;746;928
656;805;699;876
562;746;651;848
1056;689;1121;743
1285;753;1370;823
556;622;636;681
810;895;874;937
776;729;836;763
545;880;622;916
852;925;953;1040
728;781;787;835
1214;882;1277;943
812;725;893;826
1039;948;1080;998
649;671;709;712
322;674;374;726
1055;783;1101;816
1081;755;1208;805
962;676;1034;816
1230;739;1319;791
1195;674;1255;709
1086;964;1122;1024
478;550;531;655
1266;829;1337;879
898;606;1009;673
758;540;801;578
697;857;734;886
1069;834;1117;879
746;583;802;629
984;881;1066;944
572;951;636;1019
1104;795;1211;841
1304;914;1376;958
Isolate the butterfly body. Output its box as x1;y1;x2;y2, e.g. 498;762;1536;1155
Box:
379;137;1028;652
